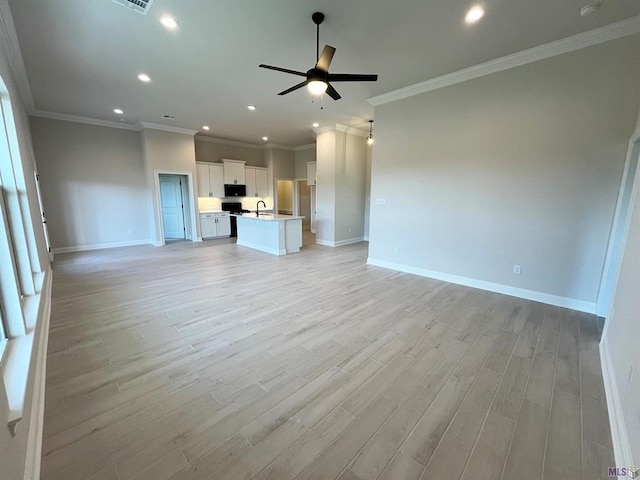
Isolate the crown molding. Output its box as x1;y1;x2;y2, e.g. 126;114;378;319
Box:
0;0;34;108
369;16;640;106
195;135;264;149
195;135;315;151
28;108;141;131
138;122;197;136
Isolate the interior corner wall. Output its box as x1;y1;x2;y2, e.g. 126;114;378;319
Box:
30;116;149;251
364;145;372;240
316;130;337;243
368;34;640;309
334;131;367;243
140;128;198;244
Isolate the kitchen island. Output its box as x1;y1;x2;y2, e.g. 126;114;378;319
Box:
232;214;304;256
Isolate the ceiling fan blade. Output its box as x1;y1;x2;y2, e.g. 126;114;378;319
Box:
326;83;341;101
315;45;336;72
259;64;306;77
327;73;378;82
278;80;308;96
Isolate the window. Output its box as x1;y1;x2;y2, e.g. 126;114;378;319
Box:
0;73;48;430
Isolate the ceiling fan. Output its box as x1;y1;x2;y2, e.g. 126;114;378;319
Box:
259;12;378;101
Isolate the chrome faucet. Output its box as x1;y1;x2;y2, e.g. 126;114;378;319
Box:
256;200;266;216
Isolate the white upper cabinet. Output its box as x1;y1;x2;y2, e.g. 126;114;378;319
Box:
245;166;269;197
196;163;224;197
307;161;317;186
223;159;246;185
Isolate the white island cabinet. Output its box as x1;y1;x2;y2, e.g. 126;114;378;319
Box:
233;214;304;256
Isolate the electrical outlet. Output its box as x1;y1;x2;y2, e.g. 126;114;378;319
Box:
394;246;399;255
348;227;352;233
513;265;522;275
375;197;386;205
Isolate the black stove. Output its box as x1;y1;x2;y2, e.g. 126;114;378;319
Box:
221;202;249;237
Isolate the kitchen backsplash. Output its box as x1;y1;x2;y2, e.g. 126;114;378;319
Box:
197;196;273;212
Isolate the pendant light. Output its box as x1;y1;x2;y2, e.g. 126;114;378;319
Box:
366;120;374;146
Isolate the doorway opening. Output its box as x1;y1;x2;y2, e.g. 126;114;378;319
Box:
159;174;191;242
296;179;311;231
276;179;294;215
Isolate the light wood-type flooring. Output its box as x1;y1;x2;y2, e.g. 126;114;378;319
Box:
42;234;614;480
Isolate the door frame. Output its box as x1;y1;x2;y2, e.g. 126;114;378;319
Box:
295;178;312;230
153;170;198;246
158;173;187;241
597;127;640;320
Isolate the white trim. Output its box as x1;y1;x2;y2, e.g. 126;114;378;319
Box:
139;122;197;136
51;239;151;254
153;170;199;246
316;237;365;247
366;257;597;313
28;109;140;131
23;267;51;480
600;336;634;468
368;16;640;106
151;240;163;247
0;0;34;108
236;240;286;256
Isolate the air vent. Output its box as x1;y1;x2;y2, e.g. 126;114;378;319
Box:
110;0;154;15
162;114;176;119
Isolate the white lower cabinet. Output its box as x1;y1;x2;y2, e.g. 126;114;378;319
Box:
201;213;231;239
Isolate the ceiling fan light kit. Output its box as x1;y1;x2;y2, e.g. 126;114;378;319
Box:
259;11;378;101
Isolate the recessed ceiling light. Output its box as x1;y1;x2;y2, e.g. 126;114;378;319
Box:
202;125;210;131
247;105;257;111
262;136;268;141
465;5;485;24
312;122;319;128
138;73;151;83
114;108;124;115
160;15;179;30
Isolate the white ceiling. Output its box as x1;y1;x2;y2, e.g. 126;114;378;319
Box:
7;0;640;145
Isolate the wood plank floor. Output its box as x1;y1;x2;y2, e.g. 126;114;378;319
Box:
42;234;614;480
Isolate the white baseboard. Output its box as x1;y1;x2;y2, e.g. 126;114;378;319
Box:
52;239;151;254
600;337;634;468
366;257;597;314
236;240;285;256
316;237;365;247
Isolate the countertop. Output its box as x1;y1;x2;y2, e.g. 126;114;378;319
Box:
199;210;223;214
232;214;305;221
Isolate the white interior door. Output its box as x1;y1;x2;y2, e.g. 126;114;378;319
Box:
160;175;185;239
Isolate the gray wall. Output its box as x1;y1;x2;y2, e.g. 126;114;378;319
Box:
316;129;367;245
194;137;265;166
270;147;295;179
31;117;149;250
294;147;315;178
335;131;367;242
368;35;640;307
